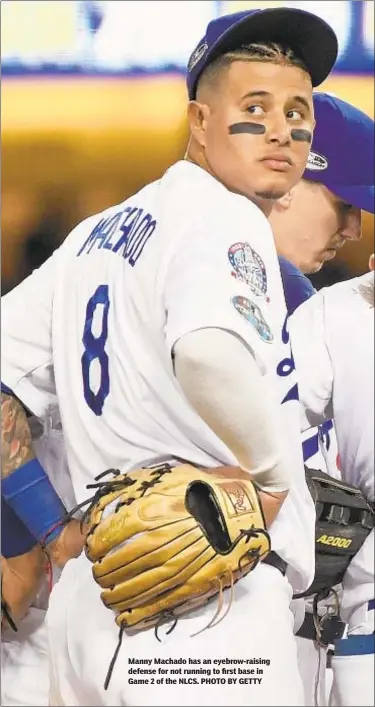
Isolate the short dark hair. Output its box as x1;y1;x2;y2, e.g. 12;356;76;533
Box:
196;42;310;98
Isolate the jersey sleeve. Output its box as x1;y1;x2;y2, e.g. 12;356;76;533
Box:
1;211;101;418
163;196;282;373
1;227;78;417
289;292;334;429
1;247;63;418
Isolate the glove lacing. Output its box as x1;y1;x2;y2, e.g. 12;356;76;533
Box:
191;525;268;636
65;464;173;533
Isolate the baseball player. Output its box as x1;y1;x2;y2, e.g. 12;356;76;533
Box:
283;105;374;703
270;92;367;276
290;257;374;707
279;255;374;707
1;415;75;707
271;93;374;706
1;8;338;706
271;92;370;479
278;257;332;707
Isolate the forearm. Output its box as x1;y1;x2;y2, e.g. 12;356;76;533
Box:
174;328;291;492
1;392;35;478
1;391;65;545
1;392;85;566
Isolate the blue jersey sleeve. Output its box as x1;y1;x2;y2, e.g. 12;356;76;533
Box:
279;256;315;316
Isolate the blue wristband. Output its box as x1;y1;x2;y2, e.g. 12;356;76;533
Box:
1;494;38;557
2;459;67;545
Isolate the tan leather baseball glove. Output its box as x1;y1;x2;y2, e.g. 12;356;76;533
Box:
84;462;273;634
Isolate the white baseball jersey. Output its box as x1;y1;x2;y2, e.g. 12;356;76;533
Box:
301;419;341;477
31;412;77;513
290;272;374;618
1;160;314;592
290;271;374;501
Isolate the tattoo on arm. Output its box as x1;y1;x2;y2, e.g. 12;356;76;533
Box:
1;393;34;479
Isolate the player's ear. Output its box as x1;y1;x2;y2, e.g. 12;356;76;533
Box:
369;253;374;272
187;101;210;148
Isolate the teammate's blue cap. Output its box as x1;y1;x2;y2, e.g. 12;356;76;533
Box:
186;8;338;100
304;93;375;214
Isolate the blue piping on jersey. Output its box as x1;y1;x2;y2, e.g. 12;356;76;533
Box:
303;420;334;462
303;432;319;462
1;382;15;396
335;634;375;656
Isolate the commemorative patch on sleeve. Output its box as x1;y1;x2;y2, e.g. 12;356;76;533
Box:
228;242;268;299
231;295;274;343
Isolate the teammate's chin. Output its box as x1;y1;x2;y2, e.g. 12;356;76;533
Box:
304;258;324;275
304;250;334;274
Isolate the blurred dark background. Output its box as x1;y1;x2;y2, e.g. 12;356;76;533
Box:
2;1;374;295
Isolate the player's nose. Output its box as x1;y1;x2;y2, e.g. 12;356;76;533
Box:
341;206;362;241
266;111;291;145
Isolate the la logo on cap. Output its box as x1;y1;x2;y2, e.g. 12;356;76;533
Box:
188;41;208;72
307;151;328;171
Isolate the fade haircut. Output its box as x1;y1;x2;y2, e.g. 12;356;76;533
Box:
196;42;311;98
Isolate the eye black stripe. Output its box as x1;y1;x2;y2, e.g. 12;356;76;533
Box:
290;129;312;143
229;123;266;135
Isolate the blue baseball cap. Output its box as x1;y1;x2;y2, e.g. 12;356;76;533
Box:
304;93;375;214
186;8;338;101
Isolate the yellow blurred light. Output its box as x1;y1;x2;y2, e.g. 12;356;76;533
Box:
1;0;77;59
